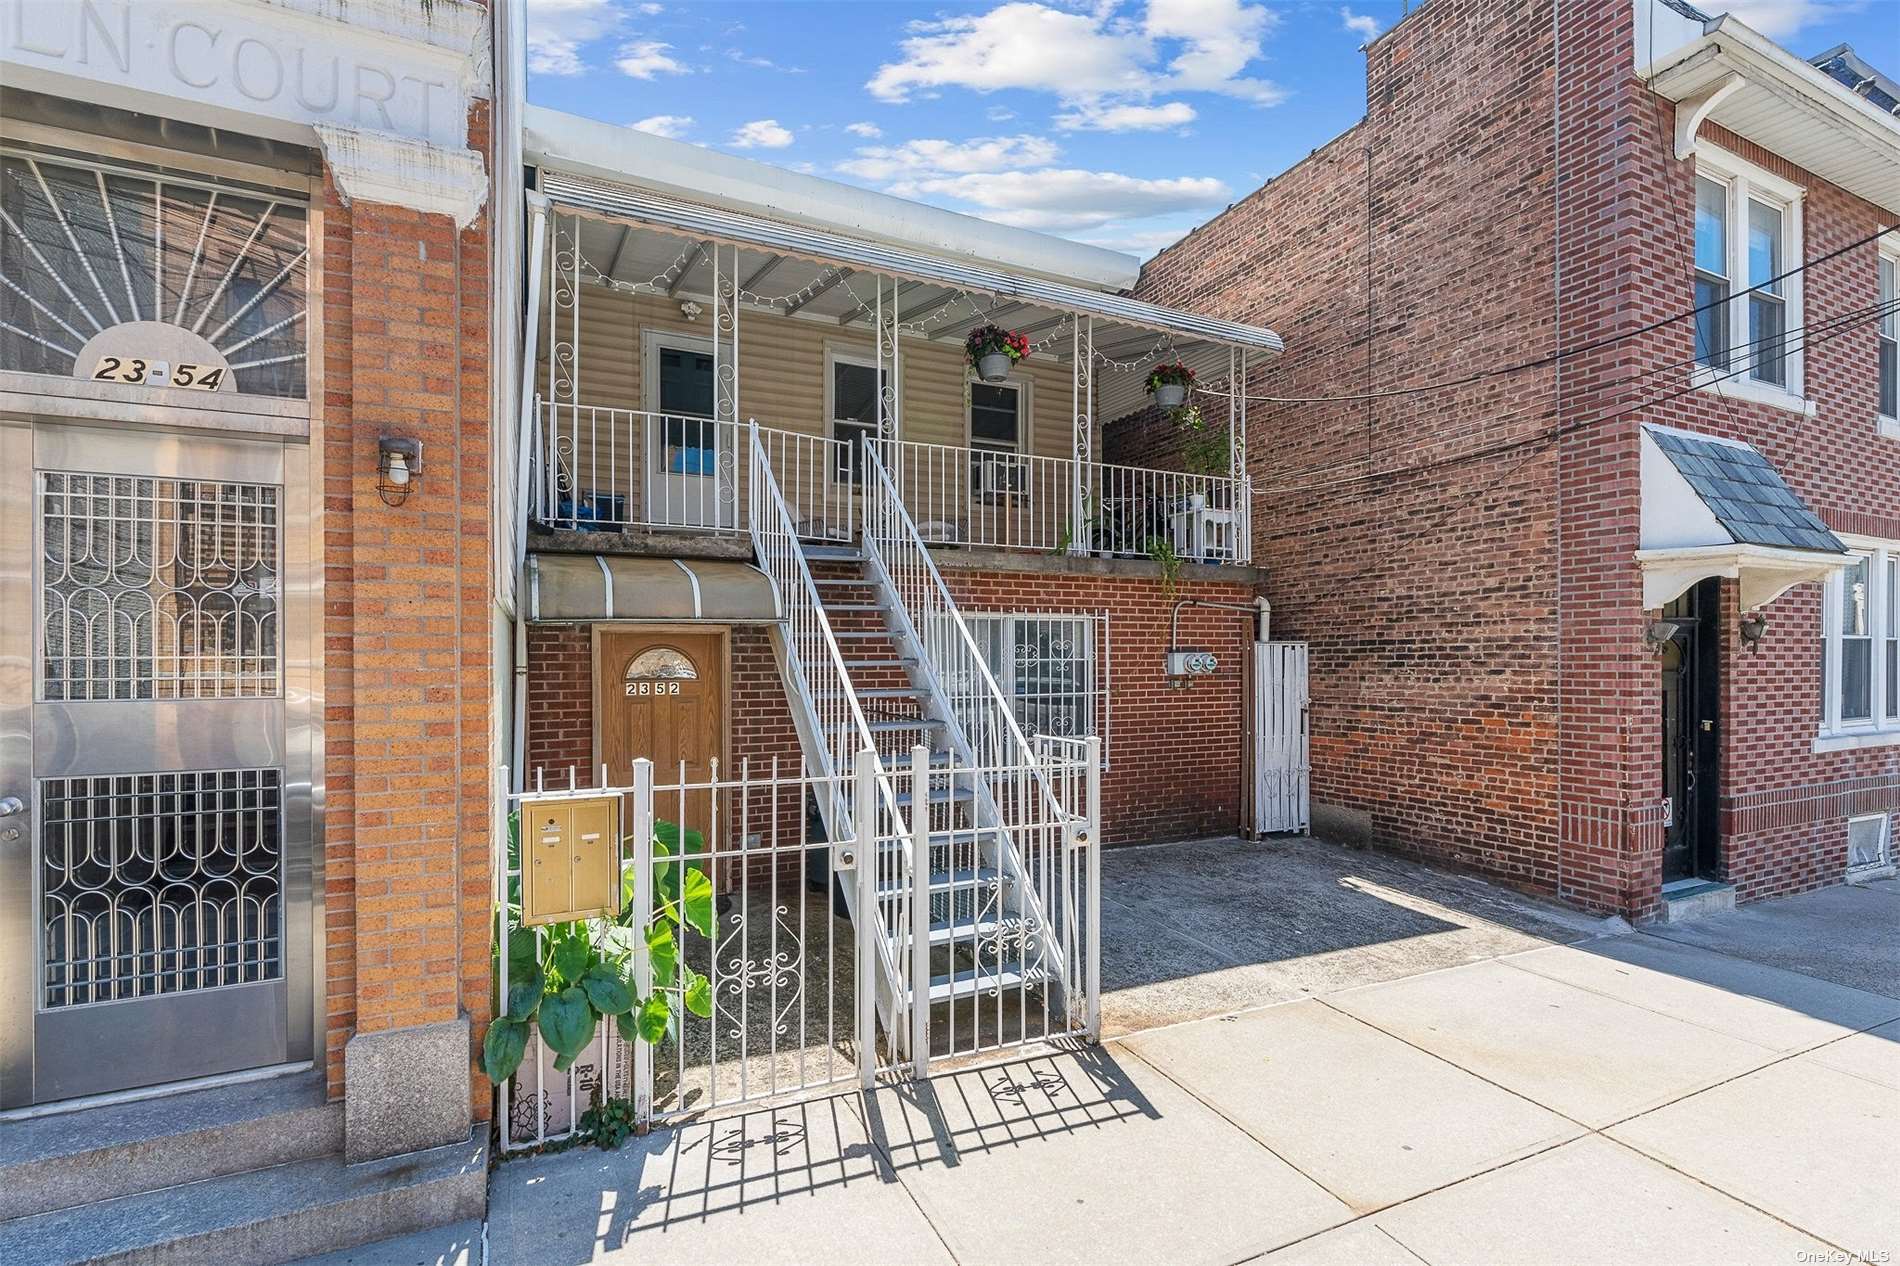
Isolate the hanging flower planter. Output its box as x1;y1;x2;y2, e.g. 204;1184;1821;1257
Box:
966;323;1030;383
1147;360;1196;410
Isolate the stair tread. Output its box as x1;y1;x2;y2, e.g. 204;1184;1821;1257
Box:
924;964;1038;1003
842;658;918;668
0;1129;486;1266
820;603;887;612
928;913;1007;946
0;1070;341;1222
858;718;943;733
878;865;1002;898
894;784;976;805
802;546;862;560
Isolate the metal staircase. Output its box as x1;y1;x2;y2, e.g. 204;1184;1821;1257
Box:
747;425;1095;1067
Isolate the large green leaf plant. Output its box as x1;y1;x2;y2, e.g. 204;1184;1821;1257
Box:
483;817;716;1085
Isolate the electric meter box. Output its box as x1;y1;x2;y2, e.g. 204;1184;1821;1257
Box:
519;794;623;926
1166;649;1219;677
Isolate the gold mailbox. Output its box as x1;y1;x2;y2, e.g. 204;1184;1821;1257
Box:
520;794;623;926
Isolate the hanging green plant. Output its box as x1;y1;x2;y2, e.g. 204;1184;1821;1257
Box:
483;816;716;1086
1145;534;1184;597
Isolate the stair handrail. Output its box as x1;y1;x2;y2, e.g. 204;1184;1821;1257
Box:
858;440;1075;822
749;424;922;1049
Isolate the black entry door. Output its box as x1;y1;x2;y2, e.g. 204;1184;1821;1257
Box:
1660;579;1721;883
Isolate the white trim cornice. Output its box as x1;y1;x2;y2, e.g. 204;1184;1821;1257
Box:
314;125;488;230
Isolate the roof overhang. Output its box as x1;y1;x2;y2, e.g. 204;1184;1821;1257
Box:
536;173;1284;356
527;553;782;623
1636;543;1851;610
1641;17;1900;213
1638;424;1850;609
524;105;1140;292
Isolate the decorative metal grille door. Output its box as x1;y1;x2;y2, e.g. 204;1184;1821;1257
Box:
0;423;313;1109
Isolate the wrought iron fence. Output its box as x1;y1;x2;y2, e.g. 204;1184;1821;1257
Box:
494;743;1100;1151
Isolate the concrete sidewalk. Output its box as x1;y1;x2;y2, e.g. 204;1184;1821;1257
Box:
316;851;1899;1266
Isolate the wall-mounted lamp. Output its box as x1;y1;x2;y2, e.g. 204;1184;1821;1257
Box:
1644;619;1686;654
377;437;422;506
679;300;702;322
1739;611;1769;652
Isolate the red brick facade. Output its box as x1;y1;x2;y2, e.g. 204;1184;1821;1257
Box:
321;106;496;1108
1129;0;1899;915
523;557;1262;849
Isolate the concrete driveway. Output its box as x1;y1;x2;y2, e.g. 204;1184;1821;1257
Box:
312;841;1899;1266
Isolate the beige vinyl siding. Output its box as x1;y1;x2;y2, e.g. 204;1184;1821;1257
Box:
534;280;1093;539
544;285;1083;460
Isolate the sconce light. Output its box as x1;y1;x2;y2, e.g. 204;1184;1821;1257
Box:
1644;619;1685;654
1739;611;1768;652
377;437;422;506
679;300;703;322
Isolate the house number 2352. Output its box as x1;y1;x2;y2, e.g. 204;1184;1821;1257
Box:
625;681;681;696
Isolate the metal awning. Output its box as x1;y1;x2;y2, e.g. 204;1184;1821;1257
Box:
537;173;1285;355
527;553;782;622
1638;424;1849;609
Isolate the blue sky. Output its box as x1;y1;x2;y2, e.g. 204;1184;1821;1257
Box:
523;0;1896;259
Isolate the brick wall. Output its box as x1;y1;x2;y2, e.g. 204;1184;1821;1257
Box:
521;560;1262;849
321;102;494;1107
1128;0;1899;914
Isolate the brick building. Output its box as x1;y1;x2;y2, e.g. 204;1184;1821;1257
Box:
1126;0;1899;920
0;0;508;1256
491;109;1290;1144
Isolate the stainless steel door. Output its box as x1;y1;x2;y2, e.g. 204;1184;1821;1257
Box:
0;421;314;1108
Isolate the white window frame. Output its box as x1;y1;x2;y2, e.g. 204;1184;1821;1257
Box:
1817;535;1900;751
824;346;888;487
1691;146;1809;415
966;374;1031;499
1878;239;1898;440
962;611;1103;751
1846;812;1893;878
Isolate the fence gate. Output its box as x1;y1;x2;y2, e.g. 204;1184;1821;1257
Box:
1254;641;1310;835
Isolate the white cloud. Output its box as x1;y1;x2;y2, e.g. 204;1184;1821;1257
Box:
525;0;621;76
1712;1;1848;39
1340;7;1381;40
845;121;884;138
867;1;1285;115
615;39;687;79
730;119;795;149
629;114;693;139
985;106;1017;122
636;2;663;13
1143;0;1285;103
1056;100;1196;131
1078;224;1194;258
890;169;1230;232
868;4;1150;102
837;135;1061;181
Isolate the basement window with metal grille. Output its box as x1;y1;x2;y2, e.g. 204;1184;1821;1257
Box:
963;613;1107;755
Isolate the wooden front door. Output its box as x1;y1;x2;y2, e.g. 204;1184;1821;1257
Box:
598;630;724;840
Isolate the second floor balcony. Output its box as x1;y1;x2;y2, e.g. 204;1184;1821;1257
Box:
521;174;1281;566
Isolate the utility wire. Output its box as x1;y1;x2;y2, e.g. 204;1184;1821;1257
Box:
1244;294;1900;501
1249;296;1895;551
1215;220;1896;407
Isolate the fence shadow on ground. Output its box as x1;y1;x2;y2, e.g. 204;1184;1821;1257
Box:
491;1046;1161;1264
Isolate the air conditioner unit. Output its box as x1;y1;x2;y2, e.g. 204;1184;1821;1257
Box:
973;453;1026;495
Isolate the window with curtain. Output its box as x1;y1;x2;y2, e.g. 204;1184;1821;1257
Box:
1880;253;1897;424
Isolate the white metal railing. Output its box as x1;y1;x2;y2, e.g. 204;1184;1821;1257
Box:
531;402;1247;563
493;744;1098;1148
859;443;1082;1024
874;436;1249;563
746;423;918;1046
534;401;852;540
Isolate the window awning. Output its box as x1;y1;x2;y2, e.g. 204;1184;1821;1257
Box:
1638;424;1849;609
527;553;782;623
536;173;1284;354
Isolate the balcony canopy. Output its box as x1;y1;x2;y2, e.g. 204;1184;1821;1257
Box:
536;173;1283;360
